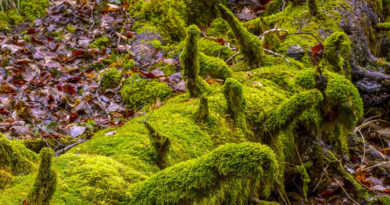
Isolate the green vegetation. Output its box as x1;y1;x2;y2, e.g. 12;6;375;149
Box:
121;75;172;109
308;0;319;16
223;78;248;132
199;53;233;80
89;37;111;49
198;38;235;61
100;68;122;90
0;0;48;29
218;4;264;69
322;32;352;74
129;142;277;204
376;22;390;30
27;148;57;205
180;25;210;97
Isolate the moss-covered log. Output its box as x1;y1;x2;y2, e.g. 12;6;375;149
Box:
180;25;210;97
27;148;57;205
129;142;278;204
217;4;264;69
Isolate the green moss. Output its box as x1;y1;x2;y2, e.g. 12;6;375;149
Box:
198;38;235;61
27;148;57;205
294;69;316;89
308;0;319;16
376;22;390;30
296;165;310;202
144;122;170;169
322;32;352;75
121;75;172;109
244;17;267;36
66;24;76;33
223;78;248;132
0;169;13;189
20;0;49;20
134;0;186;43
180;25;210;97
129;142;278;204
196;95;210;123
53;153;146;204
23;136;78;153
199;53;233;80
100;68;122;90
265;90;324;133
263;33;281;51
377;196;390;205
89;37;111;49
324;71;363;130
218;4;264;69
0;10;23;29
0;133;37;175
205;17;230;38
184;0;226;25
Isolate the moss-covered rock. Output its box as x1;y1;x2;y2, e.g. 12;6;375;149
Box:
199;38;235;61
180;25;210;97
121;75;172;109
27;148;57;205
0;133;37;175
0;169;13;189
322;32;352;75
218;4;264;69
199;53;233;80
100;68;122;90
129;142;278;204
294;69;316;89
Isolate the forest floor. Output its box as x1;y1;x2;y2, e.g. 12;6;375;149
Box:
0;0;390;204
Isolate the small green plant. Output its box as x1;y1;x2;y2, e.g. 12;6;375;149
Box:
66;24;76;33
100;68;122;89
27;148;57;205
89;37;111;49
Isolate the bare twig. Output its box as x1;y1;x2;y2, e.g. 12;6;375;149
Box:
362;161;390;171
258;28;288;40
313;165;329;192
55;138;87;157
226;51;239;63
323;169;360;205
264;49;291;64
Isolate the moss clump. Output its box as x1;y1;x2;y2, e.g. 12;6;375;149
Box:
0;169;13;189
205;17;230;38
121;75;172;109
180;25;210;97
129;142;278;204
89;37;111;49
376;22;390;30
223;78;248;131
198;38;235;61
218;4;264;69
27;148;57;205
0;10;23;29
20;0;49;20
308;0;319;16
196;95;210;122
294;69;316;89
0;133;37;175
199;53;233;80
134;0;186;43
66;24;76;33
144;122;170;169
184;0;226;25
100;68;122;89
323;32;352;74
265;90;324;133
324;72;363;129
123;58;135;71
244;17;266;36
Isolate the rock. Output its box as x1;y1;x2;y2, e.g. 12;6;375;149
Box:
10;126;30;137
169;73;182;83
286;45;306;60
172;80;186;92
355;79;382;93
69;126;86;138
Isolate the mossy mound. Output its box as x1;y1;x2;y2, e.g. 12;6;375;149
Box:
199;39;235;61
121;75;172;109
129;142;277;204
0;169;13;189
199;53;233;80
100;68;122;90
0;0;48;29
89;37;111;49
0;133;37;175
